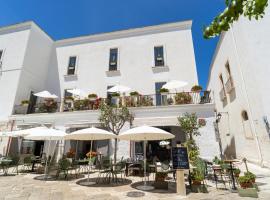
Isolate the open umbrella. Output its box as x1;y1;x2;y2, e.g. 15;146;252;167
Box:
119;125;175;191
24;128;67;179
34;91;58;99
67;89;88;98
107;84;131;94
65;126;116;186
162;80;188;91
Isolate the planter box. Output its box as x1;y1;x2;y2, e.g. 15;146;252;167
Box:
238;188;258;198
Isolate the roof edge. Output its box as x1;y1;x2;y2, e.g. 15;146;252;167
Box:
55;20;192;47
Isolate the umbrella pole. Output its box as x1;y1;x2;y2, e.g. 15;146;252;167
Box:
45;139;51;180
144;140;147;186
87;140;93;183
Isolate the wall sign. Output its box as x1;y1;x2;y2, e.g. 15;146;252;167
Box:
172;147;189;169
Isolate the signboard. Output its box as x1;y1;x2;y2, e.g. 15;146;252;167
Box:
172;147;189;169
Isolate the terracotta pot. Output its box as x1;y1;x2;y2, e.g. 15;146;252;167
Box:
240;182;253;189
192;180;202;185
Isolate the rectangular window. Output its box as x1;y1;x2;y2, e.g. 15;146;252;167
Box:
109;48;118;71
67;56;77;75
0;50;3;61
154;46;164;67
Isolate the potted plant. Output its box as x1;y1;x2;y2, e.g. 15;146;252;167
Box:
191;85;203;92
238;171;258;198
130;91;139;96
154;172;168;189
66;148;75;163
159;88;169;95
21;100;29;106
190;172;204;185
88;93;97;101
191;85;202;104
234;168;241;177
111;92;120;98
64;96;74;101
175;92;192;104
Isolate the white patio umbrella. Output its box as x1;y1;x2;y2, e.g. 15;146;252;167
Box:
11;127;48;137
118;125;175;191
107;84;131;94
162;80;188;91
65;126;116;186
67;89;88;98
24;128;67;179
34;91;58;99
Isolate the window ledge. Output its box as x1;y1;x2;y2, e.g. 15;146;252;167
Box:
64;74;78;81
152;66;169;73
106;70;121;77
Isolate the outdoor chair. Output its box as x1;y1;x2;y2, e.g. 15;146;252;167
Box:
9;155;20;174
22;156;32;171
212;166;232;189
96;158;112;184
112;160;126;183
56;158;71;180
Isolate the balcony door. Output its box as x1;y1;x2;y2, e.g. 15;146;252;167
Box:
27;91;37;114
155;82;166;106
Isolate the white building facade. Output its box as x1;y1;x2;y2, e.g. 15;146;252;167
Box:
0;21;219;161
207;6;270;168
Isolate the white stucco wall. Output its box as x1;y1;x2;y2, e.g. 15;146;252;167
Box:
207;6;270;167
55;22;198;99
0;25;31;121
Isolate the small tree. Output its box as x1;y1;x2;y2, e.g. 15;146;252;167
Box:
178;113;202;163
99;103;134;164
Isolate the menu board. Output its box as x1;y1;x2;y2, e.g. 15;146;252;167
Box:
172;147;189;169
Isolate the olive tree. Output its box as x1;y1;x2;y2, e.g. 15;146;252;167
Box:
204;0;268;39
99;103;134;164
178;113;202;162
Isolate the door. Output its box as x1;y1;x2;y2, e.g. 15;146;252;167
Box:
34;141;44;156
155;82;166;106
107;85;113;105
27;91;37;114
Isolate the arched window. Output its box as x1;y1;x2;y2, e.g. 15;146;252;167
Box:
242;110;249;121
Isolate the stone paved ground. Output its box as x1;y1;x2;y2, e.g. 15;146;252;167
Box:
0;163;269;200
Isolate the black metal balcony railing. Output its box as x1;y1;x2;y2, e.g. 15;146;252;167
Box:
13;91;212;115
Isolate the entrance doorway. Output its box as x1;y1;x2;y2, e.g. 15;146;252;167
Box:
34;141;44;156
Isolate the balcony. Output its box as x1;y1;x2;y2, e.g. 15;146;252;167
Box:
219;88;227;101
12;91;212;115
225;77;234;93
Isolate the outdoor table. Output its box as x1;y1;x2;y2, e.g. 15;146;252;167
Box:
224;160;238;190
0;159;12;175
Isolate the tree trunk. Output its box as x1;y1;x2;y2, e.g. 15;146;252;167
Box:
114;138;118;164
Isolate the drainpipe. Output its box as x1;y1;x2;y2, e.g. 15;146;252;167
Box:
229;24;263;166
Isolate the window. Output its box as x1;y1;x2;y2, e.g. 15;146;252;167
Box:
67;56;77;75
0;50;3;76
225;62;231;77
0;50;3;61
219;74;225;90
109;48;118;71
154;46;165;67
242;110;249;121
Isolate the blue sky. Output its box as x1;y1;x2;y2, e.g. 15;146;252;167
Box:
1;0;225;88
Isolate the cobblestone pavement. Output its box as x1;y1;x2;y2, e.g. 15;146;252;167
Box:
0;163;269;200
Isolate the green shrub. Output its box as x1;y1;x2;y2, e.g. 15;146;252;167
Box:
175;92;192;104
130;91;139;96
159;88;169;93
191;85;203;92
88;93;97;98
111;92;120;97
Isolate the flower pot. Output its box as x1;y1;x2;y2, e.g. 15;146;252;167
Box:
192;180;202;185
89;97;97;101
240;182;253;189
238;187;258;198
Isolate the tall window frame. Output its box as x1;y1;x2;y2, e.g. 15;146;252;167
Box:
67;56;77;75
154;46;165;67
109;48;118;71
